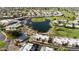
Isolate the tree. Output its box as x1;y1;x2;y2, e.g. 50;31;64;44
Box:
6;31;22;39
72;23;75;29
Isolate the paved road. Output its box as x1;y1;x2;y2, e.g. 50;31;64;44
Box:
65;47;79;51
0;32;6;41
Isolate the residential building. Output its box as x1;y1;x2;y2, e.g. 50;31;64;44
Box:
31;33;49;43
0;19;20;26
5;22;22;31
19;43;33;51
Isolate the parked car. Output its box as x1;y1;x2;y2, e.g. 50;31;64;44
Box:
30;44;40;51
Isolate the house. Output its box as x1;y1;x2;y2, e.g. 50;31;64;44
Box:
53;37;79;47
76;16;79;20
53;20;67;26
52;11;63;16
53;20;67;24
15;17;25;20
65;20;79;28
0;19;19;26
31;33;49;43
0;19;22;31
66;23;73;28
5;22;22;31
19;43;33;51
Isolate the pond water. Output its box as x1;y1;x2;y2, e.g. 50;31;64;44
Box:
30;20;51;32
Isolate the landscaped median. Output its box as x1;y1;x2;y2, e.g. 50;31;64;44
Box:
1;31;7;41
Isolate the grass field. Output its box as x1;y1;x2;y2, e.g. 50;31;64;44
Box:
32;17;46;22
57;27;79;38
0;41;5;48
6;33;15;39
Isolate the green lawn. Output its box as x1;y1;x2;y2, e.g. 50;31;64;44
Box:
32;17;46;22
0;41;5;48
6;33;15;39
57;27;79;38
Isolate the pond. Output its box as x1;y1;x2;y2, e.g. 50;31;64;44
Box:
26;17;52;32
31;19;51;32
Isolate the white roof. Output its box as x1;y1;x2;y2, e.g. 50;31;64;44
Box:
0;19;19;25
53;11;62;16
20;43;33;51
32;34;49;41
40;47;54;51
6;22;21;27
76;16;79;20
53;37;79;46
0;20;8;23
0;19;18;22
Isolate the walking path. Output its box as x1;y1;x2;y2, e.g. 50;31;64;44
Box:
0;31;7;41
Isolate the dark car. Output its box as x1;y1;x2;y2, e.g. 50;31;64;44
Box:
30;44;40;51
